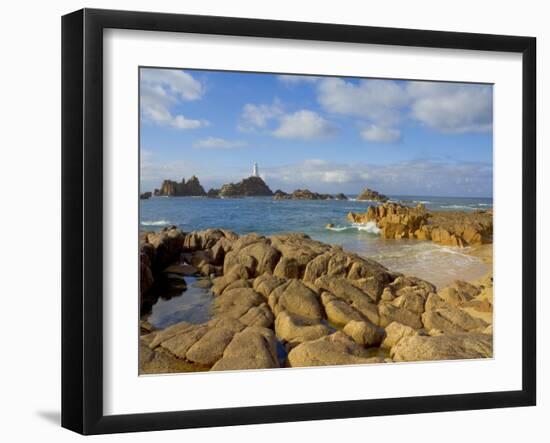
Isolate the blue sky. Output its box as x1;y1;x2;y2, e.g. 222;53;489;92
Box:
140;68;493;197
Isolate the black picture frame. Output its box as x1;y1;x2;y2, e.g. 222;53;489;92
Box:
61;8;537;435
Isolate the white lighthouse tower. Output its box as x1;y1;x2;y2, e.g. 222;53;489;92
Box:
252;162;259;177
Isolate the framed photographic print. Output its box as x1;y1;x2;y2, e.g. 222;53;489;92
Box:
61;8;536;435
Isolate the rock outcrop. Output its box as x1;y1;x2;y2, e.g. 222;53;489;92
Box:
390;333;492;361
356;187;389;202
207;188;220;198
288;331;385;367
348;202;493;247
139;226;188;312
273;189;289;199
155;176;207;196
140;192;152;200
140;226;493;374
273;189;348;200
219;176;273;197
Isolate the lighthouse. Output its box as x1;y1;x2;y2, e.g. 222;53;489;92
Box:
252;162;259;177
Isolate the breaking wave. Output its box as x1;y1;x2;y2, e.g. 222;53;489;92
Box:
141;220;171;226
440;205;477;210
326;221;380;234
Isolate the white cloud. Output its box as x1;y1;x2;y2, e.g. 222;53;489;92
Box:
315;78;492;139
193;137;247;149
407;82;493;133
360;125;401;143
239;100;337;141
140;151;492;197
263;159;365;188
317;78;408;126
169;115;209;129
272;110;338;140
239;99;283;131
141;69;204;101
278;75;320;85
261;159;492;196
140;69;209;130
139;151;252;193
139;153;195;191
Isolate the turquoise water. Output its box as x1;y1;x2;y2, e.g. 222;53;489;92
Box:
140;195;492;289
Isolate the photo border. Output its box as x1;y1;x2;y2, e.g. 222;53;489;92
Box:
62;8;536;435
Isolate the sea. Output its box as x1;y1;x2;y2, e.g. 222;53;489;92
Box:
140;195;492;291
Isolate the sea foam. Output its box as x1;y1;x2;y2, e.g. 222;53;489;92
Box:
326;221;381;234
141;220;171;226
440;204;476;210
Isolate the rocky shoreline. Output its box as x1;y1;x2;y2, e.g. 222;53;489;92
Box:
348;202;493;247
140;226;493;374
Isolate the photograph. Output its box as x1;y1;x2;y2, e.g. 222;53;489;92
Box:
1;0;544;439
138;67;494;374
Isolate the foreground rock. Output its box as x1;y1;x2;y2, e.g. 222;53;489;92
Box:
422;293;488;334
155;176;207;196
288;332;385;367
211;327;279;371
140;339;207;374
343;320;385;347
140;226;494;373
381;321;422;348
348;202;493;247
274;311;330;346
269;279;323;320
140;226;187;303
391;333;492;361
219;176;273;197
273;189;348;200
356;187;388;202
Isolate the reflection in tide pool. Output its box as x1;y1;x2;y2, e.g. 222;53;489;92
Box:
145;277;214;329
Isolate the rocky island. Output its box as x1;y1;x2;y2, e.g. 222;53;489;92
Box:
147;172;384;202
273;189;348;200
356;187;389;202
217;176;273;197
147;170;385;201
154;176;207;197
347;202;493;247
207;188;221;198
140;226;493;374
